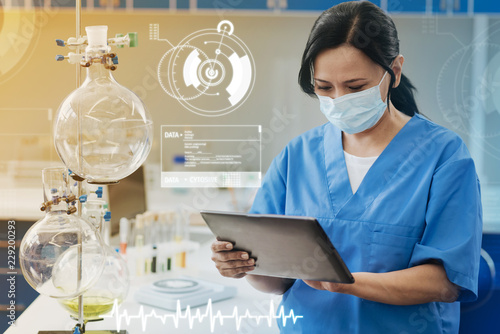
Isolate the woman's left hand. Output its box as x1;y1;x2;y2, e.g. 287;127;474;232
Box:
303;263;459;305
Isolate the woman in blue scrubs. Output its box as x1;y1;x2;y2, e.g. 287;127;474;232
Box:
211;1;482;333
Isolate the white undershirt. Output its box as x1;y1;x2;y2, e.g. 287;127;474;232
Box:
343;151;379;194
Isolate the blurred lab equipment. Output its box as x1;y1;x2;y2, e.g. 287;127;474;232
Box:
135;277;237;311
122;209;199;278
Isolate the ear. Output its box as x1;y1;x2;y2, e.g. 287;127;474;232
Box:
392;55;404;88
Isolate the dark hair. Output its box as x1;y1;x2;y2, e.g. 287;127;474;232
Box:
298;1;419;116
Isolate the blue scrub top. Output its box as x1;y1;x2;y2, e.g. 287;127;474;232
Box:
249;114;483;334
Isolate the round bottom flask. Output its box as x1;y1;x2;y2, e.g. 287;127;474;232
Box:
54;25;153;184
60;197;129;320
20;168;105;298
59;244;129;320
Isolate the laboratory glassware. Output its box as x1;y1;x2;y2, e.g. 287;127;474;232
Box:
82;199;106;230
60;199;130;320
54;25;153;184
59;245;129;320
19;167;105;298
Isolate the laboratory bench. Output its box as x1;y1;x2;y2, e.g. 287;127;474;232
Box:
4;238;282;334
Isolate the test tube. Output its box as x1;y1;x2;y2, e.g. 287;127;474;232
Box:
135;214;146;275
149;212;162;273
175;209;190;268
151;211;159;246
128;218;136;246
162;211;175;271
143;212;152;246
135;234;145;276
151;245;157;273
145;213;154;274
119;217;129;255
135;214;145;244
159;212;168;244
102;210;111;246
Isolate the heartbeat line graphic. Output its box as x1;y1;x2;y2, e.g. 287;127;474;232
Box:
101;299;303;332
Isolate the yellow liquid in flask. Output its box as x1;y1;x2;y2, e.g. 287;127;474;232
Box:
60;295;120;320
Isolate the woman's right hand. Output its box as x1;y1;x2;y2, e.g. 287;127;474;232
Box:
211;240;256;279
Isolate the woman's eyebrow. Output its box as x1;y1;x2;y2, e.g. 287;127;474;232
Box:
313;78;367;84
313;78;331;84
343;78;367;83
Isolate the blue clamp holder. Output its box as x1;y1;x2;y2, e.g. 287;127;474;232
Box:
79;195;87;203
104;211;111;221
56;39;66;47
95;187;103;198
73;323;83;334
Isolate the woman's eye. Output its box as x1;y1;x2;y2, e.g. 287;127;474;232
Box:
349;85;364;91
316;86;331;91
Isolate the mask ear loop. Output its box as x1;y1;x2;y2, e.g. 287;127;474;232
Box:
384;57;399;114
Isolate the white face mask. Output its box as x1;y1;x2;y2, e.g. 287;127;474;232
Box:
317;71;388;134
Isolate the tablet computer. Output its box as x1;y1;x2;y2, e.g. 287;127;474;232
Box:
200;210;354;283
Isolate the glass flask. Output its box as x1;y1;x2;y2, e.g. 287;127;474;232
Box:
60;200;130;320
82;199;106;231
20;167;105;299
54;25;153;184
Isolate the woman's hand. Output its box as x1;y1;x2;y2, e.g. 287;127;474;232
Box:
301;263;459;305
211;240;256;279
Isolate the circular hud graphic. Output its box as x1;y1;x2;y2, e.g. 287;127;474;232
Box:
157;21;256;117
436;22;500;140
